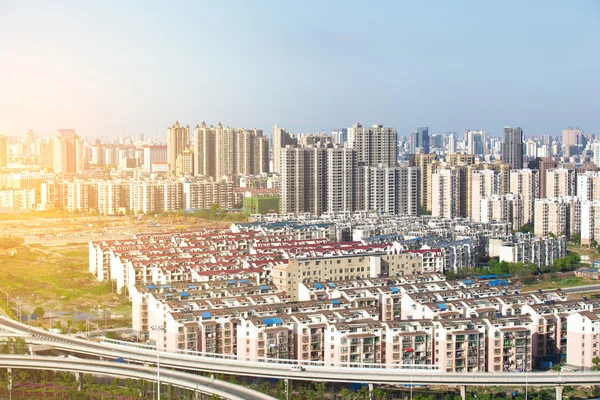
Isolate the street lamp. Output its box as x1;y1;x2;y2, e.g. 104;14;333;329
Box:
150;325;164;400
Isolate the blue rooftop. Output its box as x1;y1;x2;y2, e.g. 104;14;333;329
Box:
202;311;211;318
328;283;336;288
146;285;158;290
259;285;269;290
463;279;473;285
262;317;283;325
315;283;324;289
179;292;189;297
239;279;248;283
161;285;171;289
187;284;196;289
226;280;235;285
437;303;448;310
390;287;400;293
329;299;341;304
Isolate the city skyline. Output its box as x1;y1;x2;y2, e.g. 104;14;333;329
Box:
1;1;599;138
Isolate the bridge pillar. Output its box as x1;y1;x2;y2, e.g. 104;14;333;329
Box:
368;383;374;400
460;385;467;400
76;372;82;391
555;386;563;400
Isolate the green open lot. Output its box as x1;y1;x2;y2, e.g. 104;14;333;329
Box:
0;242;130;328
522;275;598;292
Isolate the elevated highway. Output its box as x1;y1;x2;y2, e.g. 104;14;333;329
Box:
0;355;275;400
0;316;596;399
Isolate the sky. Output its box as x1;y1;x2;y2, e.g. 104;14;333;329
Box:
0;1;599;139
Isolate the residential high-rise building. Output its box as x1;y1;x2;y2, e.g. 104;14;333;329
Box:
528;157;558;198
471;170;502;222
167;121;190;176
346;123;397;167
0;135;6;168
331;129;348;146
431;168;460;219
409;153;439;212
480;194;523;230
272;125;297;174
577;171;600;202
142;145;168;172
176;150;194;176
546;168;576;198
280;147;327;215
562;127;586;155
447;154;476;167
38;138;54;170
592;142;600;168
466;130;486;155
502;127;524;170
534;197;579;238
356;165;419;215
194;122;266;179
254;136;270;175
410;127;429;154
326;148;355;213
52;129;84;174
510;169;539;227
447;133;456;154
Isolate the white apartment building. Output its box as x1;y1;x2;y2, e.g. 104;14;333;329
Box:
546;168;576;198
326;148;355;213
0;189;35;212
580;200;600;246
471;170;502;222
577;171;600;202
498;235;566;267
97;180;124;215
272;125;297;175
346;123;397;167
534;197;579;238
481;194;523;230
175;150;194;176
167;121;190;176
66;181;90;212
143;145;167;172
510;169;539;226
182;180;234;210
356;165;419;215
432;169;460;219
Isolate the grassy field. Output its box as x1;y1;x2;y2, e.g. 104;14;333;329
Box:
0;243;130;328
567;244;599;262
522;275;598;292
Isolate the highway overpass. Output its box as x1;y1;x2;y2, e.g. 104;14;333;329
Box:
0;316;594;400
0;355;275;400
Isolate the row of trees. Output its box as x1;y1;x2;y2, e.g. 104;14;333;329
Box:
0;368;220;399
446;252;581;280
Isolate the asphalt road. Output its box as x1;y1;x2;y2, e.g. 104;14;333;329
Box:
561;284;600;294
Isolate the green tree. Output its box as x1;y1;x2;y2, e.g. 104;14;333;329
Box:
340;388;352;400
517;224;534;234
83;373;95;393
33;306;45;318
571;234;581;245
593;356;600;371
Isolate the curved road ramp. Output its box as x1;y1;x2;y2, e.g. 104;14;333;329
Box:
0;355;276;400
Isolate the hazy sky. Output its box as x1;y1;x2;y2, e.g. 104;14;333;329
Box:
1;1;599;139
